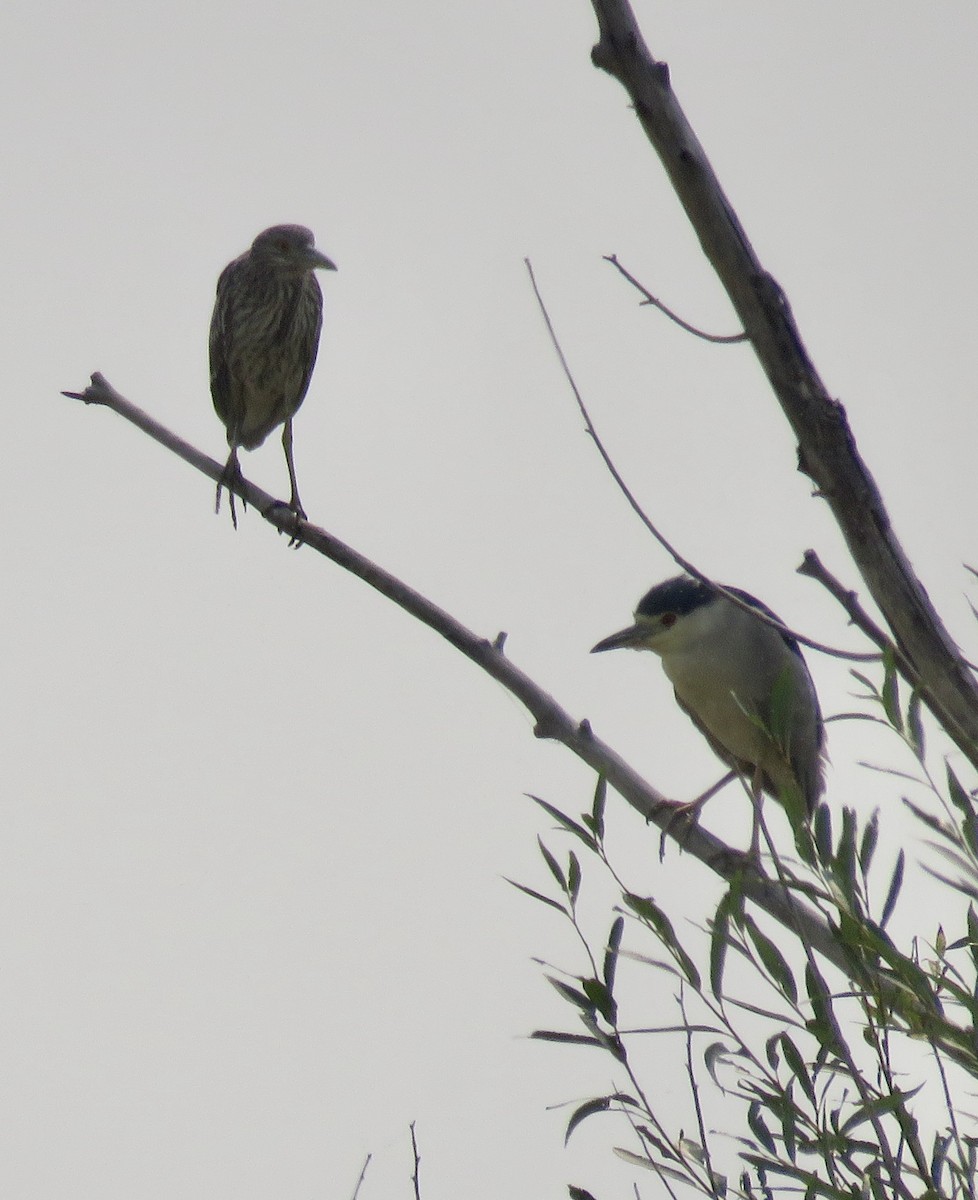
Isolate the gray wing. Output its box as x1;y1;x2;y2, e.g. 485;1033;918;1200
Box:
672;688;753;782
672;681;822;815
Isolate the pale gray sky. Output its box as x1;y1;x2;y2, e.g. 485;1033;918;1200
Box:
3;3;977;1197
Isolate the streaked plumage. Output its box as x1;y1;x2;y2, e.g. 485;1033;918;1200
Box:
209;224;336;528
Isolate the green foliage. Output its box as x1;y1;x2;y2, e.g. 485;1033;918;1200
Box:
519;656;978;1199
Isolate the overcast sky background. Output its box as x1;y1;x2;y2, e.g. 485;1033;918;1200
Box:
4;3;977;1197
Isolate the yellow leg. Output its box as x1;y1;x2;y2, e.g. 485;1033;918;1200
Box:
748;766;765;862
658;770;736;860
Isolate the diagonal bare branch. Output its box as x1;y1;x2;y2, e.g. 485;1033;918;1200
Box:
64;372;851;972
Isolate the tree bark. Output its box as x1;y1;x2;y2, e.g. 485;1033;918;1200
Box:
589;0;978;769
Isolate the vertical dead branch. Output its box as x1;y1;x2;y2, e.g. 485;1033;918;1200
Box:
588;0;978;768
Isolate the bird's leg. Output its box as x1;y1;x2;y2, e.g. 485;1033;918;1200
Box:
216;448;245;530
281;419;307;548
685;770;737;813
748;766;765;863
282;420;307;519
658;770;736;859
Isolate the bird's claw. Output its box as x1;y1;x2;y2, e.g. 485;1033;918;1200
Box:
215;460;247;530
263;498;307;548
658;798;706;862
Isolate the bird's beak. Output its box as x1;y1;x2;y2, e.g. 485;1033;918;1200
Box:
591;624;646;654
308;249;337;272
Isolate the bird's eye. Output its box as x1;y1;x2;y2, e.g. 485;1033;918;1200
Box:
660;612;677;628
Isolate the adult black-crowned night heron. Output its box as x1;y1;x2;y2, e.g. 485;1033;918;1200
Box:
209;224;337;529
592;575;825;834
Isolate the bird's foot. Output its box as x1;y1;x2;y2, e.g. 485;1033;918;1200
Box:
286;492;308;548
215;457;247;530
657;771;736;861
658;797;708;861
263;497;307;548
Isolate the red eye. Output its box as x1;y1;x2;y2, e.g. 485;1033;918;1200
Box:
661;612;677;628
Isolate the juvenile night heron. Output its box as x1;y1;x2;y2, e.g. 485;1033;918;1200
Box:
592;575;825;840
209;224;337;529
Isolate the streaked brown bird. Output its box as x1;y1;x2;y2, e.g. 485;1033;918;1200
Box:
209;224;337;529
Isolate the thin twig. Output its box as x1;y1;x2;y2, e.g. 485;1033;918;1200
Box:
409;1121;421;1200
523;259;877;665
798;551;914;676
523;263;690;571
614;1084;685;1200
350;1153;372;1200
931;1037;975;1200
800;550;978;696
604;254;748;344
679;988;719;1193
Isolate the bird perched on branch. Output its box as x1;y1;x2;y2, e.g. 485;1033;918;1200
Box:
591;575;824;841
209;224;337;530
